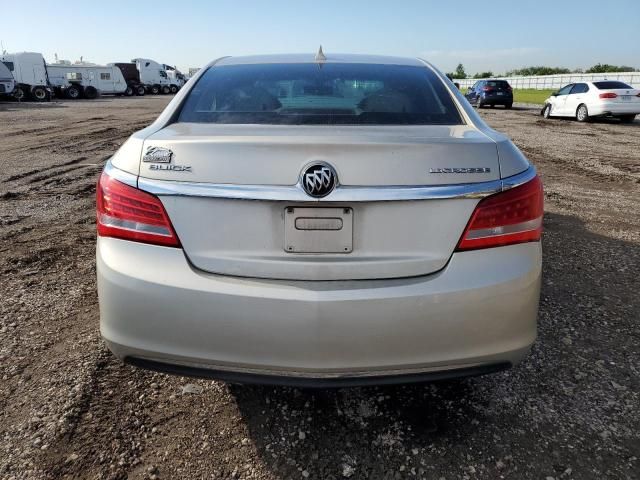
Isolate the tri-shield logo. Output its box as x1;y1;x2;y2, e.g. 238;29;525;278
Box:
301;163;337;198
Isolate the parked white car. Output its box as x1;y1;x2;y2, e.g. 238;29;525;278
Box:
542;81;640;123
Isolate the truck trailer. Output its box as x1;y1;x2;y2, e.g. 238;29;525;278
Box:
110;62;146;96
0;52;51;101
47;62;128;99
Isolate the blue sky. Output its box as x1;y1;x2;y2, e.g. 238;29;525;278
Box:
2;0;639;75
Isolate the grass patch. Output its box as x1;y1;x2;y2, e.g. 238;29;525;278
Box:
513;89;555;105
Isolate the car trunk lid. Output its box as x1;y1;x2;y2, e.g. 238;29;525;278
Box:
139;123;500;280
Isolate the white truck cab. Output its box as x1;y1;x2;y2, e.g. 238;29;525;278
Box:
0;61;15;97
163;64;186;92
132;58;171;94
0;52;51;101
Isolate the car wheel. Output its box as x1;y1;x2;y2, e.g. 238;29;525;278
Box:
136;85;146;96
161;85;171;94
31;86;48;102
124;86;134;96
505;103;513;109
170;85;178;94
477;98;484;109
576;104;589;122
542;104;552;118
151;85;160;94
619;114;636;124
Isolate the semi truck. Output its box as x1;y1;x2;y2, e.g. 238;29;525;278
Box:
163;64;186;92
132;58;170;94
47;61;128;99
132;58;183;94
113;58;173;95
0;52;51;101
0;61;15;97
108;58;185;96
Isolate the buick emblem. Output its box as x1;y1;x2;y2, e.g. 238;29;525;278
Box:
301;163;337;198
143;146;173;163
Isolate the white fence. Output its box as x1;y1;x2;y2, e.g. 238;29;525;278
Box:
454;72;640;90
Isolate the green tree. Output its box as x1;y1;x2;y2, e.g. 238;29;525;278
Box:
447;63;467;79
473;71;494;79
586;63;636;73
505;66;571;76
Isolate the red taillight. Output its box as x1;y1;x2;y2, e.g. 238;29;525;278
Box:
456;176;543;251
482;86;493;92
96;172;180;247
599;92;618;99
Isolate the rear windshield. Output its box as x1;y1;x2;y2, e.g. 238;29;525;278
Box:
593;81;632;90
178;63;462;125
485;81;510;88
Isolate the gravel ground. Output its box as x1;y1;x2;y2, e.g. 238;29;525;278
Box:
0;98;638;480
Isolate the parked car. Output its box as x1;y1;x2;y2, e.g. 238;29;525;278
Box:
97;53;542;387
465;79;513;108
542;81;640;123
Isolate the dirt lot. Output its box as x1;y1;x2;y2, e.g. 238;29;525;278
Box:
1;97;638;480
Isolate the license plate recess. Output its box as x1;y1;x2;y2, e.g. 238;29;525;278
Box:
284;207;353;253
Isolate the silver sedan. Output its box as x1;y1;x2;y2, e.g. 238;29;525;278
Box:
97;53;543;387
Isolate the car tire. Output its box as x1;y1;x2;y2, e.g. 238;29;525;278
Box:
170;85;178;94
505;103;513;109
124;86;134;96
619;114;636;124
136;85;146;96
151;85;160;94
576;104;590;122
161;85;171;94
477;98;484;109
65;85;81;99
31;86;48;102
542;104;552;118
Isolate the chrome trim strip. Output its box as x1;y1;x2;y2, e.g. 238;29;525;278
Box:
98;213;173;237
103;159;138;188
502;166;537;191
466;217;543;239
136;166;537;202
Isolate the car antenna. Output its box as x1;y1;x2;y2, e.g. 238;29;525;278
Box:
315;45;326;63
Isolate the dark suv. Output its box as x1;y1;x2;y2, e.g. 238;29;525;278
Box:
465;80;513;109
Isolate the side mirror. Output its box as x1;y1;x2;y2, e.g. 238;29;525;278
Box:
551;92;559;96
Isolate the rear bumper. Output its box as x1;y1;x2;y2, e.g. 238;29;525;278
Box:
481;94;513;104
588;102;640;116
98;237;541;384
124;356;511;387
